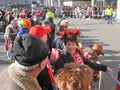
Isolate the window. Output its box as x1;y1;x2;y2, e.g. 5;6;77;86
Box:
64;0;90;1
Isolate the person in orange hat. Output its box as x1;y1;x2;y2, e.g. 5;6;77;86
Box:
29;25;52;42
29;25;57;90
42;20;55;51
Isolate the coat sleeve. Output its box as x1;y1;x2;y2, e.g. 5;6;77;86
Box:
84;58;107;72
54;56;64;73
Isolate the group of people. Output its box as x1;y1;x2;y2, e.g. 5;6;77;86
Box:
0;8;114;90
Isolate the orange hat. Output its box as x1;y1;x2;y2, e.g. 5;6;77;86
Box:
89;44;104;55
29;25;52;38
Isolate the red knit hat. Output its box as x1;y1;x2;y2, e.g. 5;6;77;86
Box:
29;25;52;38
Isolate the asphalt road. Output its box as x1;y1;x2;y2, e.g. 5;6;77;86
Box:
0;18;120;90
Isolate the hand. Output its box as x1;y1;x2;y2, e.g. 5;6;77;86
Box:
107;67;113;74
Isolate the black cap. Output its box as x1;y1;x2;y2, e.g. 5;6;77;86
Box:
13;34;49;66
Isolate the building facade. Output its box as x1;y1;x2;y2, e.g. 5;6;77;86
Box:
91;0;117;9
117;0;120;21
43;0;64;7
0;0;32;10
63;0;91;7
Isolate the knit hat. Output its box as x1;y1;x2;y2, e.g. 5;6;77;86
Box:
13;34;49;66
29;25;52;38
18;19;31;29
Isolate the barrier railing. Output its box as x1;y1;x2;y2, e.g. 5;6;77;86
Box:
106;71;120;86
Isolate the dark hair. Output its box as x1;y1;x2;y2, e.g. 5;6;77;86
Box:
56;25;64;35
63;34;79;45
46;16;53;23
29;18;35;26
19;14;26;18
34;18;42;25
42;20;51;26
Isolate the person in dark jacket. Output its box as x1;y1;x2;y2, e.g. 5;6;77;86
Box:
0;34;49;90
29;25;56;90
54;33;113;74
53;25;65;51
42;20;54;52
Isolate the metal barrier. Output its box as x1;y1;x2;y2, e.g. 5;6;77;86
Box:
106;71;120;86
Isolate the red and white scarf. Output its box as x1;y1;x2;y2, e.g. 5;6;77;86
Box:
71;51;84;64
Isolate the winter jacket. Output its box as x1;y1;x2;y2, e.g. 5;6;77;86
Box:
0;63;41;90
54;49;107;73
17;28;29;37
37;67;53;90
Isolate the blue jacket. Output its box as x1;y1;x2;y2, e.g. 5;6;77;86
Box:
17;28;29;37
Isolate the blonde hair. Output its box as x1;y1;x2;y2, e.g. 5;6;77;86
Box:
60;20;69;26
55;62;92;90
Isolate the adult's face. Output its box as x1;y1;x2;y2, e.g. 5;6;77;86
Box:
29;56;48;77
65;41;77;55
64;22;69;28
12;21;18;28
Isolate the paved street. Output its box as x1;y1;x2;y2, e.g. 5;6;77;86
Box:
0;18;120;90
55;18;120;90
0;32;12;72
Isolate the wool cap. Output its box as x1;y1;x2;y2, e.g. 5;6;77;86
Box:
13;34;49;66
29;25;52;38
